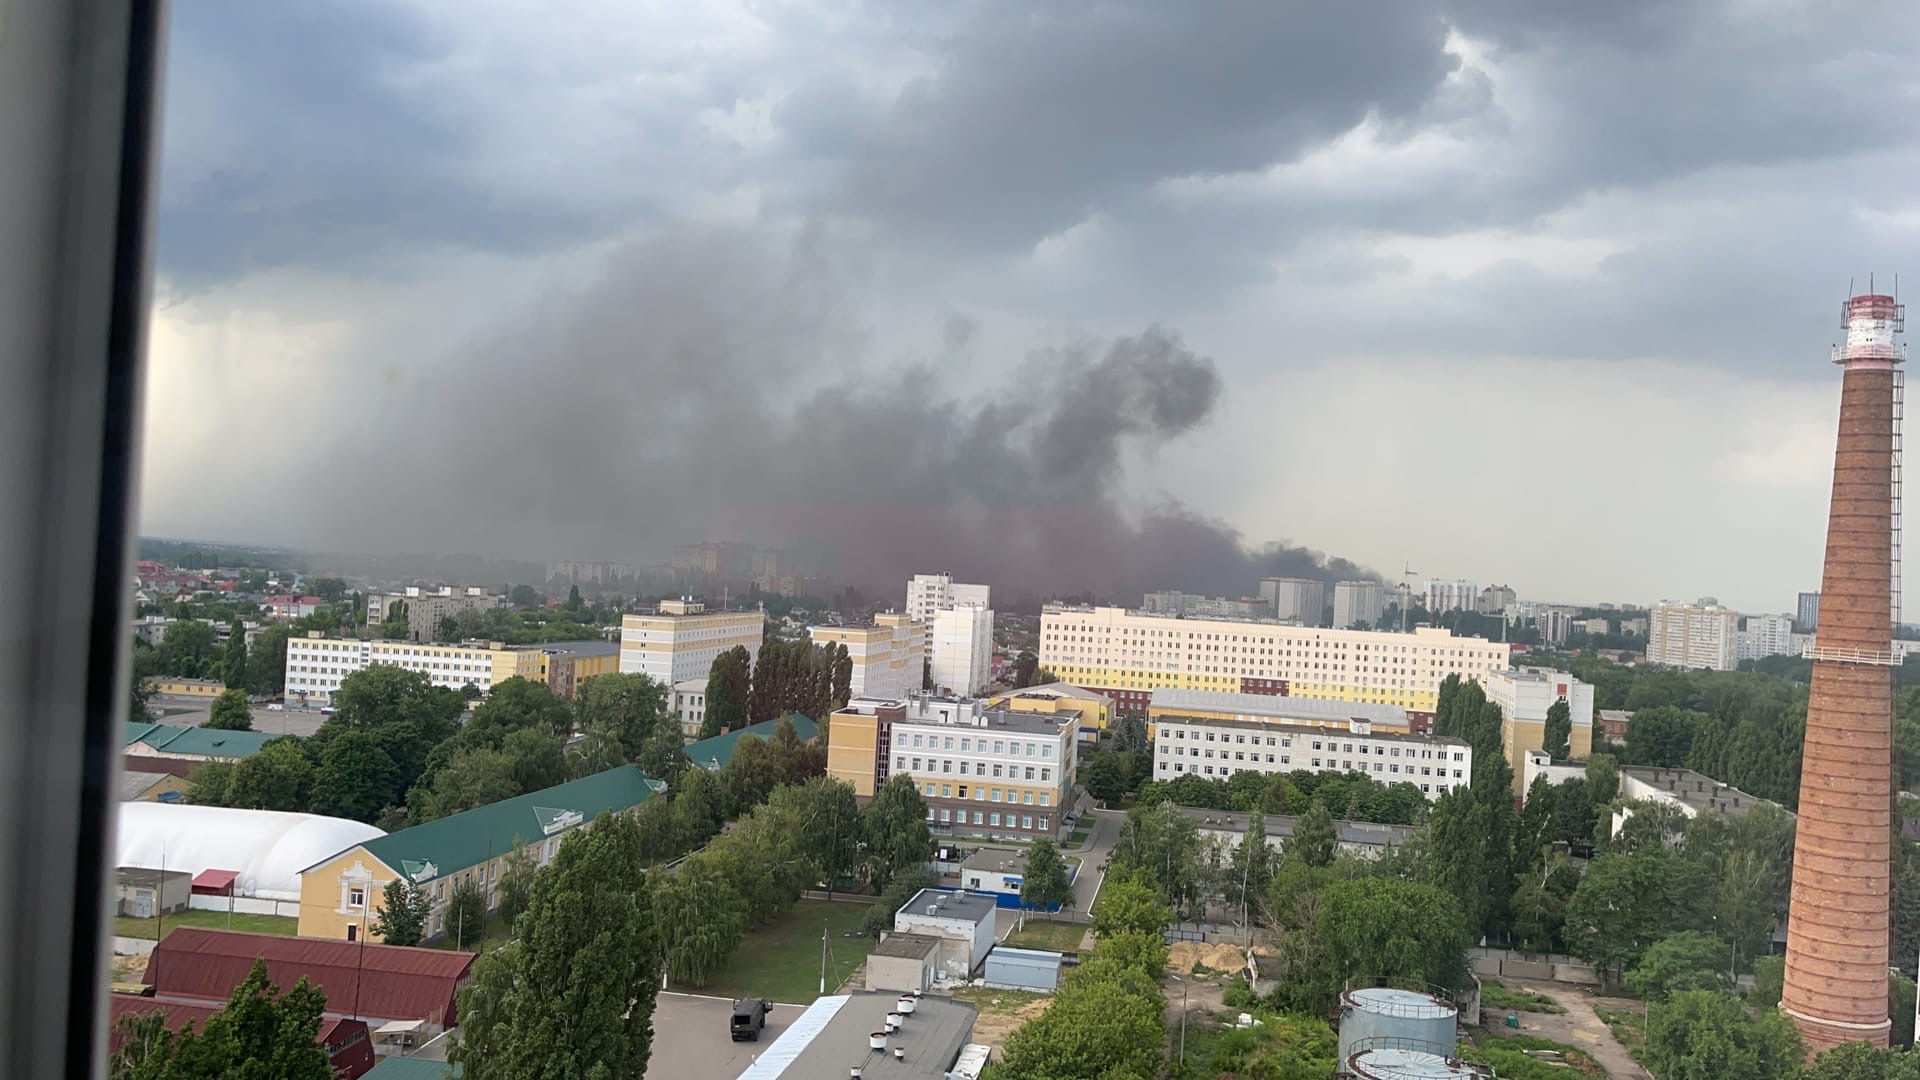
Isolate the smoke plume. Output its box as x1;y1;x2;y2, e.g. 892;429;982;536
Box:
297;225;1376;602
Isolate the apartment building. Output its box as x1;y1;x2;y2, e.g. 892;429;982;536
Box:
810;612;924;700
1486;667;1595;794
618;598;764;687
672;678;708;738
930;604;993;695
1143;591;1268;620
1646;600;1740;671
828;694;1077;839
905;573;989;654
1735;613;1795;661
365;586;501;643
284;634;545;705
1796;591;1822;633
1332;581;1387;630
1425;579;1478;614
1038;606;1509;716
1259;577;1326;625
1150;711;1472;800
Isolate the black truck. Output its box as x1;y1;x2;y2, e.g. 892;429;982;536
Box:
730;998;771;1042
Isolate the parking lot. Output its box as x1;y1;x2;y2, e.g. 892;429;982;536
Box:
645;993;805;1080
146;695;328;739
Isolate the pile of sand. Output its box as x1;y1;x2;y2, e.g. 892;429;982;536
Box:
1167;941;1249;974
969;998;1053;1051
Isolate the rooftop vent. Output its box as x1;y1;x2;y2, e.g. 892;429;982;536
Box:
869;1032;887;1051
894;1047;906;1061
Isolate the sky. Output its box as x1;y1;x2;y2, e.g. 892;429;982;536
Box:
138;0;1920;612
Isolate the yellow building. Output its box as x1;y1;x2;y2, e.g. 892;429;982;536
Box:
989;682;1114;742
829;694;1077;840
118;769;190;802
1039;606;1510;715
295;765;663;941
537;640;621;699
147;678;224;699
619;599;764;687
284;634;548;705
1486;668;1596;795
810;612;924;701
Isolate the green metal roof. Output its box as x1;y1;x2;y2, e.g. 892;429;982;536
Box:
352;765;663;884
124;722;286;759
363;1058;460;1079
682;713;819;772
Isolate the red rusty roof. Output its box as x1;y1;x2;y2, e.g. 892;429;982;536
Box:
123;755;197;778
191;868;239;892
143;928;476;1028
108;996;377;1078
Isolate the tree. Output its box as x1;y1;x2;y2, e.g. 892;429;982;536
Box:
653;852;747;986
861;775;934;891
763;777;863;892
509;584;540;607
110;957;332;1080
497;838;536;928
436;614;460;642
566;584;582;610
1226;812;1276;927
830;643;852;711
1626;931;1731;1001
1011;650;1039;688
203;688;254;731
861;870;937;938
1320;877;1470;993
246;624;291;695
1108;801;1206;915
444;877;488;950
1564;850;1705;982
466;677;573;745
310;577;348;604
994;969;1165;1080
1642;990;1803;1080
1290;799;1338;868
451;811;660;1080
1080;750;1130;805
577;673;677;779
1804;1042;1920;1080
1586;752;1620;807
157;619;218;678
222;738;313;811
373;879;429;947
411;747;522;822
1089;867;1173;939
1020;838;1074;913
222;623;249;690
309;731;399;823
1625;705;1701;767
1544;698;1572;760
703;646;751;739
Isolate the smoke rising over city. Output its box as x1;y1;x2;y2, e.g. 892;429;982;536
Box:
289;225;1374;600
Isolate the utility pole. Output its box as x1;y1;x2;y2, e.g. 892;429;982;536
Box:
819;918;829;996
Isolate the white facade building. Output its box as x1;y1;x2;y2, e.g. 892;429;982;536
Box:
672;678;708;738
617;598;764;687
929;604;993;695
1735;613;1795;662
811;612;925;700
285;634;544;705
1647;601;1740;671
1425;579;1478;614
1332;581;1386;630
1260;577;1326;626
906;573;990;651
1152;713;1472;799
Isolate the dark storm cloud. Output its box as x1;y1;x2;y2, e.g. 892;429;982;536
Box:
290;225;1373;599
826;2;1458;250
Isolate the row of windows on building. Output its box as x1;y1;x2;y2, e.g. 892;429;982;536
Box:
917;781;1052;806
932;808;1048;831
1165;730;1464;760
1161;746;1463;778
899;731;1053;757
898;757;1053;782
1158;759;1462;791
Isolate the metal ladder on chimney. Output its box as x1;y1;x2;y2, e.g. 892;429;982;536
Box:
1895;366;1905;632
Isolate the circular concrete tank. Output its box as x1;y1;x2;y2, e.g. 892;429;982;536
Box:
1348;1046;1480;1079
1336;987;1457;1064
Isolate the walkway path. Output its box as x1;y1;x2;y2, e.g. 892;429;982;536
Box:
1501;979;1649;1079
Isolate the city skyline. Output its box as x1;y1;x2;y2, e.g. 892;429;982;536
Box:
136;2;1920;618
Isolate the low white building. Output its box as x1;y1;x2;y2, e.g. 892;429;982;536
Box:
117;802;384;908
672;678;708;738
285;633;544;705
930;603;994;696
1521;751;1784;836
893;888;997;980
1152;713;1472;799
1180;807;1419;860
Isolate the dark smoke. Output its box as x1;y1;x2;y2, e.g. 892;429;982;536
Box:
297;225;1377;601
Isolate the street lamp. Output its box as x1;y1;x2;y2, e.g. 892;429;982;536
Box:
1168;972;1188;1066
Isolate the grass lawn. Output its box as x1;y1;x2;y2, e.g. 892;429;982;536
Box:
674;899;870;1004
432;913;513;954
115;910;297;940
1002;919;1088;953
1461;1032;1605;1079
1480;979;1565;1014
1064;827;1092;848
949;986;1051;1015
1595;1005;1647;1062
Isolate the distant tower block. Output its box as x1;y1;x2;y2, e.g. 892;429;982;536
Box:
1782;290;1906;1056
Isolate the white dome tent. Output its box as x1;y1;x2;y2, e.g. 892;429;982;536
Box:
116;802;383;903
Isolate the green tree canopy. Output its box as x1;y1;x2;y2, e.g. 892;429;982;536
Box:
309;731;399;823
372;879;428;947
221;623;249;690
203;688;254;731
1319;877;1470;993
246;624;291;695
861;774;934;891
703;645;752;739
465;677;573;745
1625;930;1731;1001
1642;990;1803;1080
109;957;332;1080
654;851;747;987
1225;811;1276;927
1020;838;1074;913
576;673;678;780
220;738;313;811
1109;801;1206;915
451;810;660;1080
1289;799;1339;869
157;619;219;679
1543;698;1572;760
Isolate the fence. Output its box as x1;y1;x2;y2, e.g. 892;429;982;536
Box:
187;894;299;918
1468;946;1598;986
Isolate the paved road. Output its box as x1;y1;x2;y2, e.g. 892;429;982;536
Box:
1065;807;1122;917
147;695;326;739
645;993;805;1080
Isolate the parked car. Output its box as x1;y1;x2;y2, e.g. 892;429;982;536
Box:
266;703;283;711
730;998;770;1042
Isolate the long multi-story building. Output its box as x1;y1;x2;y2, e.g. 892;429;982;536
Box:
1143;591;1268;620
1150;708;1471;800
1425;578;1478;615
1038;606;1509;716
1478;584;1518;615
1485;667;1595;794
618;598;764;687
906;573;990;658
284;633;547;705
930;604;993;695
1646;600;1740;671
1146;688;1415;735
810;612;925;701
1259;577;1326;626
365;586;502;643
1332;581;1387;630
1796;590;1822;633
828;694;1077;839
